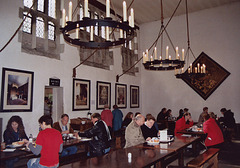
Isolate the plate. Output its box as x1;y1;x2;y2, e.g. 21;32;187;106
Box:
8;141;24;148
159;137;174;143
78;137;92;141
147;141;160;145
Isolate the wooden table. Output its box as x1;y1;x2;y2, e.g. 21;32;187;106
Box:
0;138;90;167
60;136;201;168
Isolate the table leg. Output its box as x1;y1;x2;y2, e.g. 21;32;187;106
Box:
178;150;184;167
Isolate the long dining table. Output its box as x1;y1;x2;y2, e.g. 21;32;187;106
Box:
0;137;90;167
60;136;201;168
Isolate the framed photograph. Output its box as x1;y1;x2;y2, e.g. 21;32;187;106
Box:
130;85;139;108
115;83;127;108
72;78;90;111
181;52;230;100
1;67;34;112
96;81;111;109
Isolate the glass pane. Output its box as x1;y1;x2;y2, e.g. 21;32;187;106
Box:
94;13;98;36
23;0;33;8
38;0;44;12
48;0;56;18
48;22;55;40
101;26;105;39
36;17;44;38
23;12;32;33
80;6;83;20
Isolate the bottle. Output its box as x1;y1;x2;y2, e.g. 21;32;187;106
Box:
29;134;33;143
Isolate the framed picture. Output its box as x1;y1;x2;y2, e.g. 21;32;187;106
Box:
96;81;111;109
1;67;34;112
115;83;127;108
181;52;230;100
130;85;139;108
72;78;90;111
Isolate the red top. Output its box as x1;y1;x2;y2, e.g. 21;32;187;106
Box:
175;117;194;136
203;118;224;147
36;128;63;167
101;109;113;127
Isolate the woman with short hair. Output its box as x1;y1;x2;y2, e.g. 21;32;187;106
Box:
141;114;158;140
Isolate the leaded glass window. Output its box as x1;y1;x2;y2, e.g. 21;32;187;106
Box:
101;16;105;39
48;21;55;40
23;0;33;8
37;0;44;12
36;17;44;38
23;12;32;34
94;12;98;36
48;0;56;18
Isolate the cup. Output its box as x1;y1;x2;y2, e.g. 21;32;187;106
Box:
1;142;6;150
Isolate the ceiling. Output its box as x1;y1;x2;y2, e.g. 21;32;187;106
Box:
97;0;240;25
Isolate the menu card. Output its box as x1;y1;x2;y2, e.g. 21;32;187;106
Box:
160;130;168;141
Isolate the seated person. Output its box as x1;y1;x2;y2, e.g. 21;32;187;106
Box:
203;113;224;149
3;116;29;168
124;114;145;148
122;112;133;128
174;112;194;136
141;114;158;140
4;115;28;145
53;114;78;157
26;115;63;168
177;109;184;120
157;108;168;129
78;113;111;157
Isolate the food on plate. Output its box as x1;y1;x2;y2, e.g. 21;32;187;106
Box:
12;141;24;146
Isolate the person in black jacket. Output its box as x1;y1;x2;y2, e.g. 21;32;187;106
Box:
218;108;236;142
78;113;111;157
3;115;28;145
141;114;158;140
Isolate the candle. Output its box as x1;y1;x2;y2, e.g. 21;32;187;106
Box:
159;56;162;60
181;67;184;73
142;52;146;63
129;16;131;27
90;26;94;41
195;67;197;73
190;63;192;73
84;0;88;17
203;64;206;73
177;54;180;60
62;9;66;27
146;49;148;61
123;1;127;22
176;47;178;59
120;29;123;38
150;56;153;62
130;8;134;27
188;68;191;73
69;1;72;21
154;47;157;60
169;55;171;60
106;26;109;41
106;0;110;18
76;24;79;39
201;66;203;73
166;46;169;59
182;49;184;61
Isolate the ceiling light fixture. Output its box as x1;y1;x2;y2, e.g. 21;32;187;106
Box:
60;0;136;49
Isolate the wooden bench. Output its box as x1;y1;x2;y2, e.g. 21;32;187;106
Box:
168;148;220;168
186;148;219;168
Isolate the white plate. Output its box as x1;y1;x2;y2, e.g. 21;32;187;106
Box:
147;141;160;145
78;138;92;141
159;137;174;143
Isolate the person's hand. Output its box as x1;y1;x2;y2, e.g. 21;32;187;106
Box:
62;130;69;134
73;132;78;138
22;139;28;144
146;137;151;141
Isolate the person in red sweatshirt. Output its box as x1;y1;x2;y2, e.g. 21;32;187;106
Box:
175;112;194;136
203;113;224;148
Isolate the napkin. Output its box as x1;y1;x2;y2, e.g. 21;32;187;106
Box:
160;130;168;141
3;148;16;152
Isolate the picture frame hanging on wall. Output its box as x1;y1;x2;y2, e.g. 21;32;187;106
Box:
115;83;127;108
72;78;91;111
130;85;139;108
96;81;111;109
0;67;34;112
